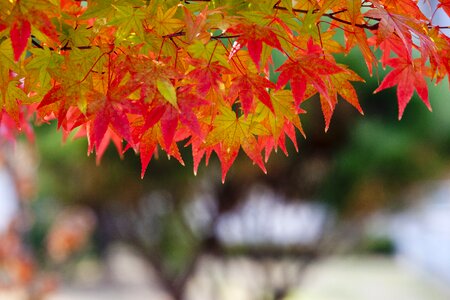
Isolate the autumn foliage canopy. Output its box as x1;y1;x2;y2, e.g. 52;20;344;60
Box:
0;0;449;180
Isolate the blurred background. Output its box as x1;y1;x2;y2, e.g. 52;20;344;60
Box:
1;32;450;300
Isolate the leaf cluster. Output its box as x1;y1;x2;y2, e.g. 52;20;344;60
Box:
0;0;449;179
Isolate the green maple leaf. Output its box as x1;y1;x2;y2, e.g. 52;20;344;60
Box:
254;90;304;161
0;40;20;73
148;5;184;36
268;89;304;139
59;25;92;48
110;5;146;40
26;47;63;91
81;0;117;20
187;40;230;68
156;79;178;108
1;80;28;125
205;106;269;182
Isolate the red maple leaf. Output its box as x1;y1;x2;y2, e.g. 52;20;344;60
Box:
10;18;31;61
259;121;299;163
87;94;132;154
438;0;450;17
382;0;427;19
29;9;59;43
426;29;450;85
229;74;275;116
38;82;85;129
369;34;406;69
160;86;207;150
131;116;184;178
187;60;230;95
365;3;431;57
227;23;283;69
276;40;343;106
0;20;7;33
317;67;365;131
184;123;214;176
374;57;431;119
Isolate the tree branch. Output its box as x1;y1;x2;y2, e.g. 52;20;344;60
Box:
273;4;380;30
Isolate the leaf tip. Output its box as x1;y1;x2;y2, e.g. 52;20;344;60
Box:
398;106;406;120
424;101;432;112
140;167;147;179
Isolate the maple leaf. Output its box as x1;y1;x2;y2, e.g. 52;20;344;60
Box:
109;5;146;40
365;3;430;56
227;23;283;69
374;57;431;119
426;28;450;84
85;63;144;155
160;86;207;149
187;59;230;95
320;66;365;131
93;127;125;166
131;116;184;178
87;96;132;154
183;6;215;44
259;121;299;162
186;123;214;176
0;79;28;125
187;40;231;68
10;17;31;61
343;28;377;75
138;124;160;179
157;79;178;108
438;0;450;16
276;40;343;106
38;77;87;128
148;5;184;36
381;0;427;19
228;73;275;116
26;47;64;91
0;41;20;77
269;90;304;138
0;105;35;143
0;20;7;33
38;84;65;111
205;106;269;182
28;9;59;44
254;89;305;161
